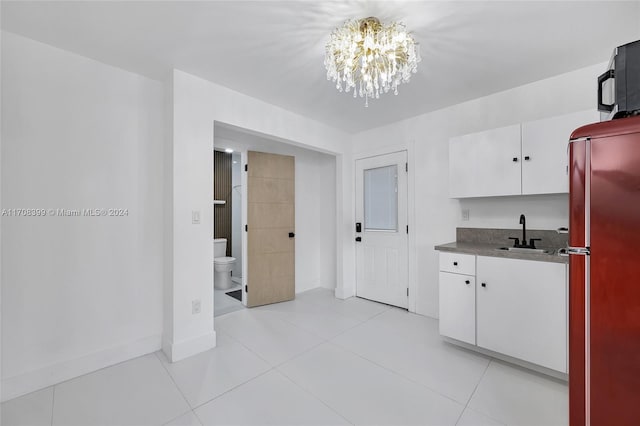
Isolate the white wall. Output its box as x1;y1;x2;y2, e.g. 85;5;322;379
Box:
352;62;606;319
216;135;336;293
166;70;352;362
1;32;164;400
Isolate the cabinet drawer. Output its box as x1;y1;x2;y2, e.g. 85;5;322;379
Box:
439;252;476;275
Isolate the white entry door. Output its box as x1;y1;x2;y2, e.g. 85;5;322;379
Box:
355;151;408;308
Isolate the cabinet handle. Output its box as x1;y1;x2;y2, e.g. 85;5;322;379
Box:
465;280;470;285
524;156;531;161
453;261;458;266
512;157;519;162
481;283;487;287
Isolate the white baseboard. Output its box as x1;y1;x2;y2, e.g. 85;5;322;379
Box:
1;333;162;402
442;336;568;381
334;287;354;300
163;331;216;363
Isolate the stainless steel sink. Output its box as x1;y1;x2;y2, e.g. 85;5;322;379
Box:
496;247;551;254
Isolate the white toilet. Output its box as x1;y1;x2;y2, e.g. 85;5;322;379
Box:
214;238;236;290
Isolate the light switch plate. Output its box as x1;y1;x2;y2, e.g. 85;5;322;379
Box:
192;210;200;224
462;209;470;221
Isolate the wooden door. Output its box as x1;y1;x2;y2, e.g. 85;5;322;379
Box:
246;151;295;308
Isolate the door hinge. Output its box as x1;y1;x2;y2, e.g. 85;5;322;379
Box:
406;225;409;234
405;162;408;172
245;164;248;172
407;288;409;297
245;285;248;293
245;224;248;232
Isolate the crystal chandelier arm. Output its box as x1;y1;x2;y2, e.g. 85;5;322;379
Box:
325;16;420;104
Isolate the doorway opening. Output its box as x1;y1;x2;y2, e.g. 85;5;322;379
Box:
212;122;337;319
213;149;245;316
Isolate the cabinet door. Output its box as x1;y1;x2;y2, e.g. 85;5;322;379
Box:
476;256;567;372
439;271;476;344
521;110;600;195
449;124;522;198
473;124;522;197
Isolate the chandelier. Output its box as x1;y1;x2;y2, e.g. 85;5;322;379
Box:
324;17;421;107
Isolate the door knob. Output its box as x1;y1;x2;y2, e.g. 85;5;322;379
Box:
355;237;362;242
288;232;295;238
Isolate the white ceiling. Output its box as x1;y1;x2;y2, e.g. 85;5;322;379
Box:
2;1;639;133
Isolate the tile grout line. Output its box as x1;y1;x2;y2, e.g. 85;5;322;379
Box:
154;352;194;412
4;352;161;406
274;368;356;426
191;408;205;426
454;359;494;426
190;368;275;412
327;306;394;340
187;329;278;412
226;309;333;368
215;329;279;367
49;386;56;426
271;339;328;369
326;305;498;409
261;303;381;343
325;337;470;408
161;409;200;426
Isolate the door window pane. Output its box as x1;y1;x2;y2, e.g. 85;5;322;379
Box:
364;165;398;231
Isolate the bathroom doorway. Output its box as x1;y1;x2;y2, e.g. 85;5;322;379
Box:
212;122;337;320
213;149;245;316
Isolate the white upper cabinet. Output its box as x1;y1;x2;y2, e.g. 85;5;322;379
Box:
449;110;600;198
449;124;521;198
521;110;600;195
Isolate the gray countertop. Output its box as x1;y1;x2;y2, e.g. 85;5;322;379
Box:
435;241;568;264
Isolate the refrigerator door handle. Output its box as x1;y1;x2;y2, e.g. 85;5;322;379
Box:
567;246;591;256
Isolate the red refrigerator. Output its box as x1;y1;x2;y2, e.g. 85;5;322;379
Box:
568;115;640;425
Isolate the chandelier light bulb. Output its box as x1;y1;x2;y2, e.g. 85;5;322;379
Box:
325;16;421;106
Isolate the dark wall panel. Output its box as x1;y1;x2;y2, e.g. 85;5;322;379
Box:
214;151;232;256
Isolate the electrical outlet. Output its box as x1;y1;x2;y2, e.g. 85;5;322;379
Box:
462;209;470;221
192;210;200;224
192;299;201;315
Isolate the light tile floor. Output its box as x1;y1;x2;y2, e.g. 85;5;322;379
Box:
2;288;568;426
214;283;244;317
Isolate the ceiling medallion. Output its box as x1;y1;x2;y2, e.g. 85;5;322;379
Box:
324;16;421;107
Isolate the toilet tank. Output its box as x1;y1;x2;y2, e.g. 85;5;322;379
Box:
213;238;227;258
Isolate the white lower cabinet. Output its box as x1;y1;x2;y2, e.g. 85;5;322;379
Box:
438;252;568;373
439;272;476;345
476;256;567;373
